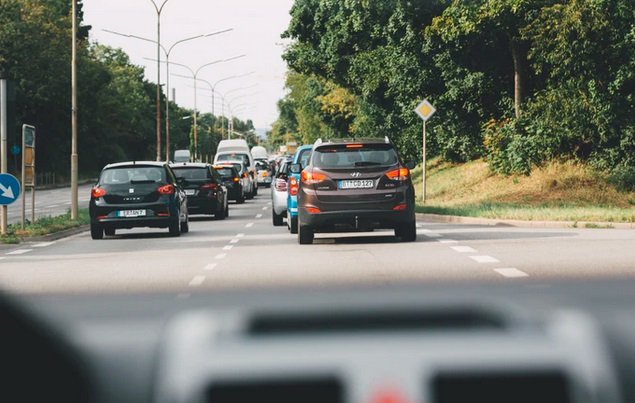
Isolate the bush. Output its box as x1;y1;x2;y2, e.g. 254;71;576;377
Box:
609;166;635;191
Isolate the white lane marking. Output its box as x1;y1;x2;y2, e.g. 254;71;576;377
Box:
423;233;442;238
416;227;430;232
451;246;477;253
236;233;245;238
230;239;239;244
204;263;217;271
0;257;5;261
494;268;529;278
215;253;227;260
262;206;268;210
255;214;263;218
33;241;56;248
416;223;423;228
245;223;254;228
223;245;234;251
469;255;500;264
438;239;459;244
176;293;191;299
6;249;33;255
189;275;206;287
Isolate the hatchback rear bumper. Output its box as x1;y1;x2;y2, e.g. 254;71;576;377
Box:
90;200;177;229
186;197;218;213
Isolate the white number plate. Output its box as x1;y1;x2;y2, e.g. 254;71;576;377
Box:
117;210;146;218
338;179;374;189
185;189;197;196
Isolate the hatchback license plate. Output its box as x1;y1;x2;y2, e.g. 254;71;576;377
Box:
117;210;146;218
185;189;196;196
338;179;374;189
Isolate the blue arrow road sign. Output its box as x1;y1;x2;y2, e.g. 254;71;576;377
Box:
0;173;21;206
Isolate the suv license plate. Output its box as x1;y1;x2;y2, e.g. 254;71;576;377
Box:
338;180;375;189
117;210;146;218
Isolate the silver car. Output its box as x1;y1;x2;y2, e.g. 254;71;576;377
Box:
271;158;292;226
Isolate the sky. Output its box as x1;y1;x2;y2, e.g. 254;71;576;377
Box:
82;0;295;131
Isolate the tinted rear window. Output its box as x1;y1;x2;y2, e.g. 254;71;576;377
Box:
217;153;249;165
215;168;235;177
100;166;165;185
313;144;398;168
172;167;210;180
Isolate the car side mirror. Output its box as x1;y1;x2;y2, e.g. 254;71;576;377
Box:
289;163;302;174
405;160;416;170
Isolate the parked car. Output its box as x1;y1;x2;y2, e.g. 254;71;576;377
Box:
89;161;189;239
271;157;292;226
295;138;416;244
170;162;228;219
286;145;314;233
214;139;257;197
255;160;273;188
214;164;245;204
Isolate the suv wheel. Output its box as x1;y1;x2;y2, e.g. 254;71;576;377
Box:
298;224;314;244
90;223;104;240
272;210;284;226
395;221;416;242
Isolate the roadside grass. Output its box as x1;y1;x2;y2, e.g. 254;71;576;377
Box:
0;209;90;244
412;159;635;223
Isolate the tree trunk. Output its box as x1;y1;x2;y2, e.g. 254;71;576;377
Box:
510;39;528;119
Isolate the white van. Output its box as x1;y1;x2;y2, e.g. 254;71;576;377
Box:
251;146;268;161
214;140;257;197
173;149;190;163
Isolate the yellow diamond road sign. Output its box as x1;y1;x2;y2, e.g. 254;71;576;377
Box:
414;99;436;121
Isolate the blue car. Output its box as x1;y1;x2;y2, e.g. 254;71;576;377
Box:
286;145;313;233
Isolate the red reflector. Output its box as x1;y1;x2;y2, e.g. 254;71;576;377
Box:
393;203;407;211
306;207;321;214
157;212;170;217
346;144;363;148
289;177;298;196
386;167;410;181
96;215;108;220
91;187;106;198
370;388;409;403
157;184;175;195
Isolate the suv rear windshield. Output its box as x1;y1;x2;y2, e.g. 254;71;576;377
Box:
172;167;210;180
312;144;398;169
100;166;165;185
217;153;249;166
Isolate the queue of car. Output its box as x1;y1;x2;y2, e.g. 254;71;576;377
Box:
89;139;262;239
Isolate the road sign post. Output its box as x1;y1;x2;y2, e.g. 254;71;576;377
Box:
1;78;7;234
414;99;436;204
21;125;35;227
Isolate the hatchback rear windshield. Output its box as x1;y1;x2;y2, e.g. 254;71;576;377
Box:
312;144;398;168
100;166;165;185
215;168;235;177
217;153;249;166
172;167;210;180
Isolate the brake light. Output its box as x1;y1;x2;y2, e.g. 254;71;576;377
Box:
200;183;218;191
385;168;409;181
91;187;106;198
306;207;321;214
289;176;298;196
301;170;328;185
157;184;175;195
346;144;363;148
233;176;240;183
275;178;287;191
393;203;408;211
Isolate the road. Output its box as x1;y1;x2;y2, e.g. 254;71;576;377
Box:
5;184;93;225
1;187;635;295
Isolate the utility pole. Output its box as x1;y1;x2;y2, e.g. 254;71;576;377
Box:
70;0;78;220
0;78;7;234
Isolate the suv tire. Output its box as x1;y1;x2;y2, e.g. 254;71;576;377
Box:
298;224;314;244
90;224;104;240
272;210;284;226
288;214;298;234
395;221;416;242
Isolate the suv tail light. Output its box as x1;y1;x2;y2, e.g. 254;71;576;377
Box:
157;184;175;195
91;187;106;198
385;167;409;182
301;170;328;185
275;178;288;191
289;177;299;196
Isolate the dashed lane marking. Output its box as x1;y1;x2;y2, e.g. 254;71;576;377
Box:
33;241;56;248
494;268;529;278
189;275;206;287
262;206;268;210
256;214;263;218
438;239;459;244
0;257;5;261
236;233;245;238
204;263;217;271
215;253;227;260
223;245;234;251
450;246;477;253
423;233;442;238
230;239;239;244
6;249;33;255
245;223;254;228
469;255;500;264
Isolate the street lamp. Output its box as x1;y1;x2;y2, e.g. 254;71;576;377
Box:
147;0;170;161
209;72;255;116
103;28;232;161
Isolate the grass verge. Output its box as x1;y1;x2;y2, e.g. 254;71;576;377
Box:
0;209;90;244
413;159;635;223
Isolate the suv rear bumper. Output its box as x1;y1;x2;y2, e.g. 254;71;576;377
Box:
299;206;414;231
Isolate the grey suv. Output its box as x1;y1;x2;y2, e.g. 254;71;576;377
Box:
295;138;416;244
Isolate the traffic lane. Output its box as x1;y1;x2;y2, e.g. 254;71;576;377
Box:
0;196;265;294
6;184;93;224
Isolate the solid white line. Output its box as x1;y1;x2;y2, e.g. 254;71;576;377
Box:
255;214;263;218
469;255;500;264
230;239;239;244
245;223;254;228
33;241;56;248
236;233;245;238
223;245;234;251
438;239;459;244
189;275;206;287
204;263;217;271
215;253;227;260
423;233;442;238
6;249;33;255
451;246;477;253
494;268;529;278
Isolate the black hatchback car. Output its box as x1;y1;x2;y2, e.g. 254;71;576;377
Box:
89;162;189;239
295;138;416;244
214;164;245;203
170;162;228;219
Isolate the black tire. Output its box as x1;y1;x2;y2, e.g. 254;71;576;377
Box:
215;203;226;220
254;186;258;196
395;220;416;242
180;214;189;233
272;209;284;226
90;223;104;240
289;215;298;234
298;224;314;244
104;227;115;237
225;202;229;218
237;194;245;204
169;218;181;237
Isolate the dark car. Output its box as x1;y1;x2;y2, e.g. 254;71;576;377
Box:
214;164;245;204
89;161;189;239
295;138;416;244
170;162;228;219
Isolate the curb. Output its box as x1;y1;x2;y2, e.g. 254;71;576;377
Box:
416;213;635;230
25;225;90;242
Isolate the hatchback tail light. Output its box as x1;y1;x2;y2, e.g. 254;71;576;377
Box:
233;176;240;183
289;176;299;196
200;183;218;191
275;178;288;192
385;167;409;182
157;184;175;195
301;170;328;185
91;187;106;198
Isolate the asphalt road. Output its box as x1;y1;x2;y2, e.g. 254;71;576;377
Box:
5;184;93;225
1;187;635;295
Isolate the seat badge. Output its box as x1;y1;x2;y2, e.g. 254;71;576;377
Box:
350;172;361;178
129;188;135;194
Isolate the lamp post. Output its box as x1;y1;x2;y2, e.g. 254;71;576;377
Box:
209;72;254;116
70;0;78;219
103;28;232;161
